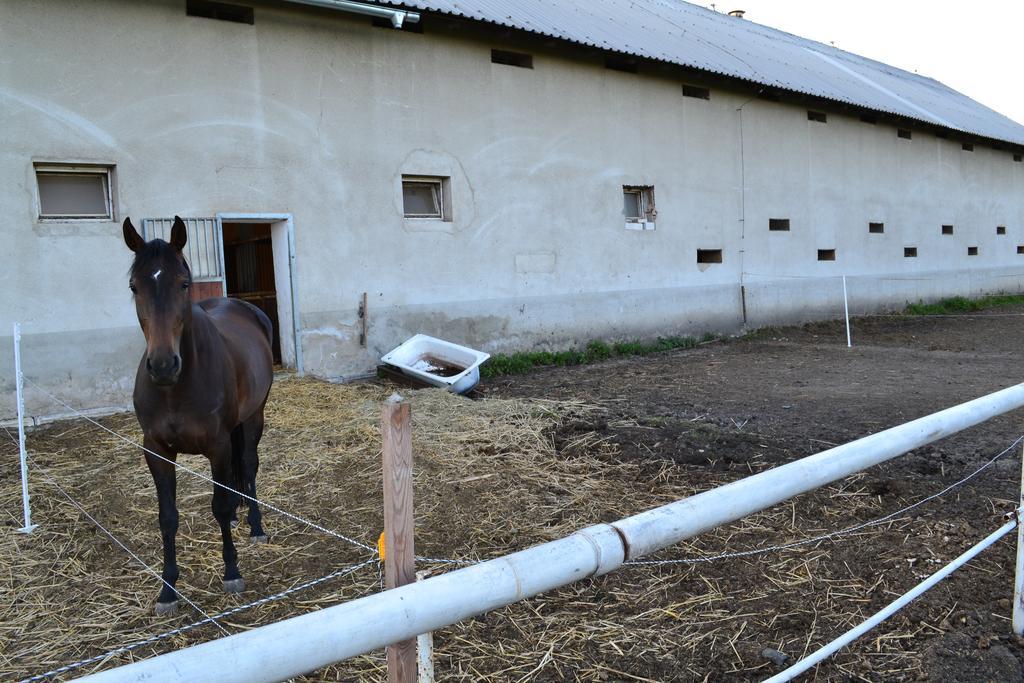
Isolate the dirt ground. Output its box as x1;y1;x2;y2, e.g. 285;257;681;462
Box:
481;309;1024;682
4;308;1024;682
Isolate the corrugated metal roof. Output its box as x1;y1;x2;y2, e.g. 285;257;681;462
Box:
375;0;1024;147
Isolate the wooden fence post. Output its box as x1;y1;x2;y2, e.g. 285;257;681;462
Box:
382;394;416;683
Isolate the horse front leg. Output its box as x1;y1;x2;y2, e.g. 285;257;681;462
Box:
241;409;268;543
209;441;244;593
144;438;180;616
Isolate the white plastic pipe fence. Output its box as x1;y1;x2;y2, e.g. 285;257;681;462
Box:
766;516;1018;682
75;382;1024;683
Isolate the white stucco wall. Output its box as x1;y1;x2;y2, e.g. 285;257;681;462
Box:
2;0;1023;418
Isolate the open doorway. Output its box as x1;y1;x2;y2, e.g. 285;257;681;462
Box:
223;222;282;364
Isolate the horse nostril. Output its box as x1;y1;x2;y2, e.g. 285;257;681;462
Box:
146;358;153;372
172;356;181;373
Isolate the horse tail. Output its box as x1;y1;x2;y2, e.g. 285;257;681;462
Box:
255;307;273;347
230;423;246;499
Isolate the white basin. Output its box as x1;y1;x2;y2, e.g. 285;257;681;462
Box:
381;334;491;394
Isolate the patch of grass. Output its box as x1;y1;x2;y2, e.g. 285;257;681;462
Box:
482;334;713;377
904;293;1024;315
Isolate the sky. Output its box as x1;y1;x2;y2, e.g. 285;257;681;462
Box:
709;1;1024;125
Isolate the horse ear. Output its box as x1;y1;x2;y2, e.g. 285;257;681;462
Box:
170;216;188;252
123;217;145;253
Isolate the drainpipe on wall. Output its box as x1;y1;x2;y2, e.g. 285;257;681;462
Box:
282;0;421;28
736;99;750;326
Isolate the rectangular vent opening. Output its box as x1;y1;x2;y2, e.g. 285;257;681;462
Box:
897;128;912;140
941;224;954;235
604;55;638;73
682;84;710;100
859;114;877;125
757;90;781;102
962;143;974;152
967;246;978;256
697;249;723;264
491;49;533;69
936;130;949;139
1015;154;1023;162
186;0;253;24
904;247;917;258
817;249;836;261
1017;246;1024;254
768;218;790;231
997;226;1007;235
869;222;884;234
807;110;827;123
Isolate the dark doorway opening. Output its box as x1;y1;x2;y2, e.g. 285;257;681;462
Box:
223;222;282;363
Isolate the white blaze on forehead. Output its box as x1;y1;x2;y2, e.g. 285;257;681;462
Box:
152;269;162;281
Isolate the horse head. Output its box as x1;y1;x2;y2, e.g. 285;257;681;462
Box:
123;216;192;386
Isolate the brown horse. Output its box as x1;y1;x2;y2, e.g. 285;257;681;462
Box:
123;216;274;616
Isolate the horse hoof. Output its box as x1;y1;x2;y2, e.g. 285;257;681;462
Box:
223;578;246;593
250;534;269;544
155;601;179;617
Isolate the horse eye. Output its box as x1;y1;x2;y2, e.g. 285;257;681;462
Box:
182;282;190;290
129;283;137;293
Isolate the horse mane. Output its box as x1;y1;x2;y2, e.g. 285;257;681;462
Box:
129;239;191;281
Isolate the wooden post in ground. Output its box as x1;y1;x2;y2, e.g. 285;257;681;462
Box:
382;393;416;683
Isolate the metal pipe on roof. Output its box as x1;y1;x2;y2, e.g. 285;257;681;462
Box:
282;0;420;28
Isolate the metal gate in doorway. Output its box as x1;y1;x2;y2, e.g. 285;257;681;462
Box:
142;217;226;301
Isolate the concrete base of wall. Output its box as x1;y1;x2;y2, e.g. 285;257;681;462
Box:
0;325;140;422
3;266;1021;419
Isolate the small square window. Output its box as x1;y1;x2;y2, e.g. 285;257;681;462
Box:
967;246;978;256
897;128;912;140
807;110;827;123
35;164;114;220
491;49;532;69
402;176;450;220
869;222;884;234
186;0;254;24
697;249;723;264
769;218;790;231
623;186;655;228
941;224;954;235
904;247;917;258
682;84;710;100
997;226;1006;235
1017;246;1024;254
605;55;638;73
962;143;974;152
817;249;836;261
1015;154;1023;162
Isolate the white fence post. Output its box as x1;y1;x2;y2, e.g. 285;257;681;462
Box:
415;571;435;683
13;322;37;534
842;275;851;348
1013;440;1024;635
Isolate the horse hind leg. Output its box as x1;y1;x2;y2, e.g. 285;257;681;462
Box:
229;424;245;528
241;408;268;543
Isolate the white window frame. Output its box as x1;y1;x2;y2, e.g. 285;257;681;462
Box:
623;185;656;231
402;176;450;221
34;164;114;221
